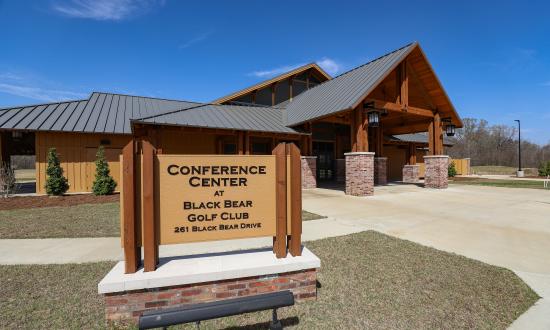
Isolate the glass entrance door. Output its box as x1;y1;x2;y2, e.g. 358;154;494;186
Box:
313;141;335;181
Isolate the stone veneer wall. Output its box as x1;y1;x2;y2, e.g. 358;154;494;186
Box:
301;156;317;189
335;159;345;183
402;165;420;183
345;152;374;196
424;155;449;188
374;157;387;185
104;269;318;325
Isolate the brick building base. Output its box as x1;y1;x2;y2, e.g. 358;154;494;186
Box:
345;152;374;196
424;155;449;189
374;157;387;185
301;156;317;189
335;159;345;183
402;165;420;183
103;268;318;325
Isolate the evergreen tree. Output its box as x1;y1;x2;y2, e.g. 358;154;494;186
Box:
92;146;117;195
539;161;550;177
448;161;457;177
45;148;69;195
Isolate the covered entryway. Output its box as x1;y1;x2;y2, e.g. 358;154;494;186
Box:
313;141;335;181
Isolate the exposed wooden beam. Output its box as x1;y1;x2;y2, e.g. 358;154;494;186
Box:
396;60;409;107
318;115;349;125
385;121;431;135
369;99;434;118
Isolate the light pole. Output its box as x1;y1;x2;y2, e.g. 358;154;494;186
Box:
514;120;523;177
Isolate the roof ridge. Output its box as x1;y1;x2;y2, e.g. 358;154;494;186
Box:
331;41;417;80
90;91;201;104
291;42;418;99
131;101;286;122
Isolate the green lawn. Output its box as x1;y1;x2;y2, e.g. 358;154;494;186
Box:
451;177;547;190
0;202;324;239
0;231;538;329
0;202;120;238
471;166;538;176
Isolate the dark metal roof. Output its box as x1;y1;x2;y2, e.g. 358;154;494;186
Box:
0;92;199;134
284;42;417;126
133;104;303;135
387;132;454;146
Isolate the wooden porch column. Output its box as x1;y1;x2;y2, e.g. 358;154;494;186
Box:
237;131;244;155
408;143;417;165
244;131;250;155
428;120;435;155
376;126;383;156
434;113;443;155
352;107;369;152
428;113;444;155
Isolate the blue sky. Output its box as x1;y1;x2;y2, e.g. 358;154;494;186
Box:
0;0;549;143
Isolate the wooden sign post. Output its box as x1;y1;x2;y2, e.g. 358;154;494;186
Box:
120;141;302;273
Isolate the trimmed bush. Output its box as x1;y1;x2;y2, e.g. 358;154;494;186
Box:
448;161;457;177
45;148;69;196
92;146;117;195
539;161;550;177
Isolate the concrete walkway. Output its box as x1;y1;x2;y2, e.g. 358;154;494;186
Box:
1;184;549;328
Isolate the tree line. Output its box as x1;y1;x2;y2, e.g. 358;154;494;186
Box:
447;118;550;168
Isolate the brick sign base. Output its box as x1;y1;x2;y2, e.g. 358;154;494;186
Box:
103;268;318;325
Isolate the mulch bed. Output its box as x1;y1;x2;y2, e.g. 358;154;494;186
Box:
0;194;119;211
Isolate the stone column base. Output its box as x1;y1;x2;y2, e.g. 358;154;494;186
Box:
345;152;374;196
301;156;317;189
424;155;449;189
374;157;387;185
335;159;345;183
402;165;420;183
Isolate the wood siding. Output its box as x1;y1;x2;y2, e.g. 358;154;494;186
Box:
35;132;130;194
35;130;218;194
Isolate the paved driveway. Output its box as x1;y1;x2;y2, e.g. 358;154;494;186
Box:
303;184;550;329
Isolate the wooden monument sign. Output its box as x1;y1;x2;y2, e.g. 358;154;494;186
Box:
121;140;302;273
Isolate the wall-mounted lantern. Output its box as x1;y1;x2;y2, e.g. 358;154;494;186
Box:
442;117;455;136
363;102;385;127
367;111;380;127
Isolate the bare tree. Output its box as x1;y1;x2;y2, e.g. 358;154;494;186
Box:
0;163;17;198
449;118;550;168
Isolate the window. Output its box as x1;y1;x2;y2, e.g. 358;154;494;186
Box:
231;94;254;106
275;79;289;105
223;143;237;154
251;142;270;155
255;87;272;106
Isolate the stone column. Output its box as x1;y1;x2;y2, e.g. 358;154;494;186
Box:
374;157;387;185
402;165;420;183
345;152;374;196
301;156;317;189
424;155;449;189
335;159;345;183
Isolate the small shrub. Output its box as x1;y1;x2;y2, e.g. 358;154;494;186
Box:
539;161;550;177
92;146;117;195
0;163;17;197
448;161;457;177
45;148;69;196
